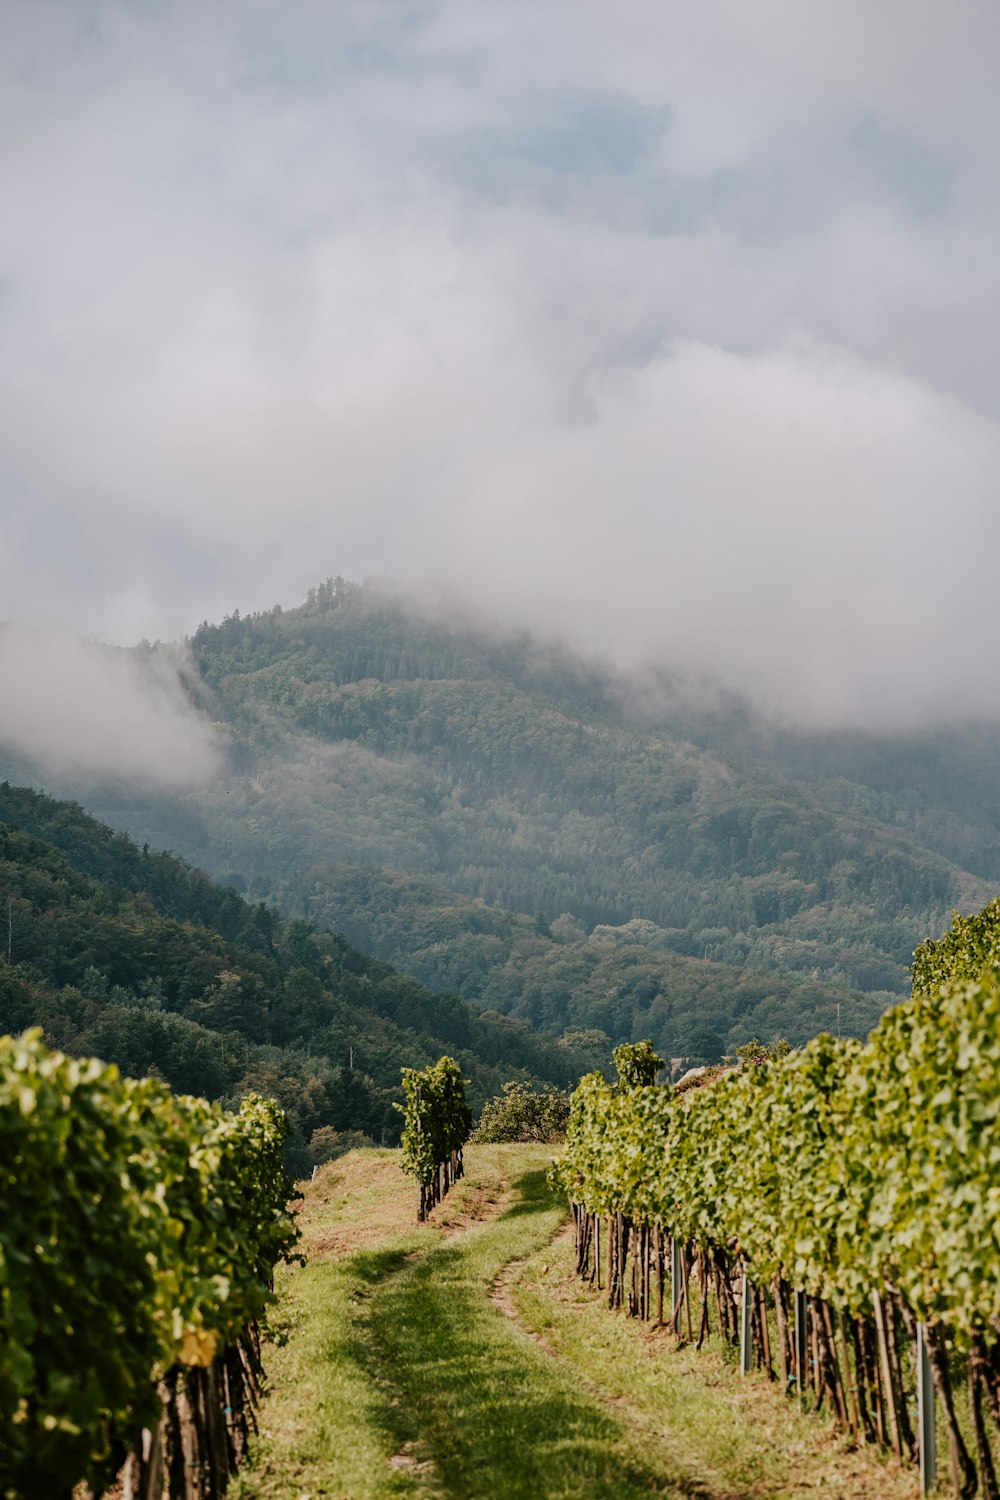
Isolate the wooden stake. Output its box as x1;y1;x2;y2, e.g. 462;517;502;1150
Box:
140;1412;165;1500
819;1300;848;1430
757;1282;773;1379
838;1310;859;1441
969;1341;1000;1500
671;1236;683;1333
606;1217;614;1309
773;1277;789;1389
872;1290;902;1461
884;1294;915;1458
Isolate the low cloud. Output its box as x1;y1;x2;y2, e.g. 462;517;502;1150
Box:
2;3;1000;730
443;338;1000;728
0;629;221;788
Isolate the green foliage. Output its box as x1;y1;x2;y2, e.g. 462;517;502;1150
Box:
0;1030;298;1498
9;581;984;1065
612;1040;663;1090
308;1125;376;1165
14;584;995;1056
733;1036;791;1067
911;895;1000;994
280;863;887;1060
471;1080;570;1143
556;959;1000;1350
398;1057;472;1188
165;583;990;1019
0;784;588;1167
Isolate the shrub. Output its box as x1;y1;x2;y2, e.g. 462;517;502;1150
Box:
472;1081;570;1143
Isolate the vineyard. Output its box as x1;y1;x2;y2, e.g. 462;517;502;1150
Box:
0;1030;299;1500
7;893;1000;1499
554;902;1000;1499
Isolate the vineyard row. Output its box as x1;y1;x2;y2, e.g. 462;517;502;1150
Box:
554;964;1000;1499
0;1030;299;1500
398;1056;472;1220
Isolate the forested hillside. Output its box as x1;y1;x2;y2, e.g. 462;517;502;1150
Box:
278;864;886;1056
14;579;999;1061
0;784;593;1171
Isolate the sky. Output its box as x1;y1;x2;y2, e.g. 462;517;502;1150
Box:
2;0;1000;758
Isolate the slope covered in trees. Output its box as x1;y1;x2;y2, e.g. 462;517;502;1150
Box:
11;580;999;1060
0;784;593;1171
279;862;888;1055
68;579;994;1055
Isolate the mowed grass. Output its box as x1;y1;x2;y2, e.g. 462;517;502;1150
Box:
229;1146;518;1500
229;1229;431;1499
513;1244;919;1500
233;1146;919;1500
364;1162;683;1499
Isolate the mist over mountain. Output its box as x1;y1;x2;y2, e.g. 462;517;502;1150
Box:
7;579;994;1064
4;4;1000;728
0;626;220;787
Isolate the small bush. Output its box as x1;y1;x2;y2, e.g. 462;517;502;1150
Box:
309;1125;376;1165
471;1081;571;1143
734;1036;791;1067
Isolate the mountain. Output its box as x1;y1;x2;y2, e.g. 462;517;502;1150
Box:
0;783;597;1172
41;578;995;1059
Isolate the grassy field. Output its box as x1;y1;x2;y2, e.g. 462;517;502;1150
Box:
232;1146;919;1500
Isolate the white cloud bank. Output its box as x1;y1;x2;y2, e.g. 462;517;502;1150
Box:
1;0;1000;731
0;630;220;787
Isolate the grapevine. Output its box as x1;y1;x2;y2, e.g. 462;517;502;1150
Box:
554;898;1000;1497
0;1029;299;1500
398;1056;472;1220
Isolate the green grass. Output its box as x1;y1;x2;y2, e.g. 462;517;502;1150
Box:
364;1165;682;1499
233;1147;919;1500
513;1246;918;1499
229;1228;434;1499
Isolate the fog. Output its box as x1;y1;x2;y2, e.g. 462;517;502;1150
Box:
0;629;220;787
2;0;1000;752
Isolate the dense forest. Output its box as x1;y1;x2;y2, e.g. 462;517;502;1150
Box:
9;579;999;1062
0;784;596;1172
278;863;886;1056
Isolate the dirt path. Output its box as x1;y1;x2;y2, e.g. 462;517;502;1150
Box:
235;1147;919;1500
487;1219;571;1349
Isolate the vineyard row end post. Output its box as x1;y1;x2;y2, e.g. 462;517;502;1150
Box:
740;1272;753;1375
671;1236;683;1328
794;1290;808;1408
916;1322;936;1496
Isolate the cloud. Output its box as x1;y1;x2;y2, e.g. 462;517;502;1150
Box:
0;629;221;787
1;2;999;728
447;338;1000;726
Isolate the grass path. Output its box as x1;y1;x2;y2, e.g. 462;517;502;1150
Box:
233;1147;917;1500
